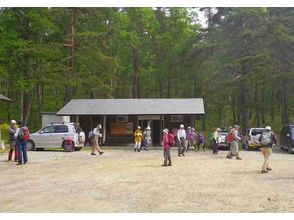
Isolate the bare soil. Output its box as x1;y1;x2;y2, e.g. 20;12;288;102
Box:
0;147;293;213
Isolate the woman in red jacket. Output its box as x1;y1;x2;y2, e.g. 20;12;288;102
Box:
162;128;174;167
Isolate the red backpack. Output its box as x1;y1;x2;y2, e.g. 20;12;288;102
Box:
18;127;30;141
226;132;234;142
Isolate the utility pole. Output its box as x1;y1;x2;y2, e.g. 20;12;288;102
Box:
64;8;76;104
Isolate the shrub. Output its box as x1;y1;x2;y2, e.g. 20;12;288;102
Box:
0;123;10;145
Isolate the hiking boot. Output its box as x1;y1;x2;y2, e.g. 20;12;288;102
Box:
236;157;242;160
91;153;96;156
226;156;232;159
266;168;272;171
99;152;104;155
162;164;167;167
134;148;137;152
137;149;141;152
168;163;172;166
261;170;268;174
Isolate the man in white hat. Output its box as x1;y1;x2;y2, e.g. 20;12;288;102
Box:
228;125;242;160
259;126;277;174
8;120;18;162
177;124;186;156
212;128;221;154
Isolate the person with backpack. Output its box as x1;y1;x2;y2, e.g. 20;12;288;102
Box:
197;133;206;151
185;126;191;152
188;128;197;152
212;128;221;154
177;124;186;156
227;125;242;160
259;126;277;174
90;124;104;156
14;120;30;165
8;120;18;162
134;126;143;152
162;128;173;166
226;126;234;159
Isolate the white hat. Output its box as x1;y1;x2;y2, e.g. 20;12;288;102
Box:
265;126;271;130
137;126;141;129
180;124;184;128
147;126;151;130
192;128;195;131
234;125;240;129
187;126;191;129
163;128;169;133
10;120;16;124
216;128;221;131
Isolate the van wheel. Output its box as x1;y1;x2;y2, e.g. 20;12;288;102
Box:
26;140;35;151
288;144;294;154
62;141;75;152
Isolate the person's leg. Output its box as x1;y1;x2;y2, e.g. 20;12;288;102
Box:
177;141;181;156
14;149;18;161
137;142;141;152
167;149;172;166
23;142;28;164
162;149;167;166
261;148;268;173
265;148;272;170
17;142;23;164
8;149;13;161
235;142;241;159
91;138;98;154
202;142;205;151
212;140;217;153
181;140;186;155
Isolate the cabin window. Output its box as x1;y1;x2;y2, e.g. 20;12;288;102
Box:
171;115;183;122
116;115;128;122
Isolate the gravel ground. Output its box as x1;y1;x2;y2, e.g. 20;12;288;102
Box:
0;147;293;213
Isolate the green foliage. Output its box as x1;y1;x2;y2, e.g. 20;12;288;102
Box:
0;123;10;144
0;7;293;134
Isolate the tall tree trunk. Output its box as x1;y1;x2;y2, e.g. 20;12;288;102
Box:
240;81;249;131
167;78;171;98
132;47;141;99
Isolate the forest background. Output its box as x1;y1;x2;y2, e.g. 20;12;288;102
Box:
0;7;293;135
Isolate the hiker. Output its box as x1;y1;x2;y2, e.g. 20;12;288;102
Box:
91;124;104;156
162;128;173;166
212;128;221;154
143;126;152;150
226;126;234;158
227;125;242;160
177;124;186;156
186;126;192;152
8;120;18;162
189;128;197;151
14;120;30;165
197;133;206;151
172;127;179;146
134;126;143;152
259;126;277;174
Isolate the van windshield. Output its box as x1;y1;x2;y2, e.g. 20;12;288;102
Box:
251;129;266;136
291;127;294;137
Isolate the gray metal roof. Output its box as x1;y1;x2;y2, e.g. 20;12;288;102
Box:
56;99;205;116
0;93;12;102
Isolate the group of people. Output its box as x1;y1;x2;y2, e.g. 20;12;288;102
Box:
212;124;277;174
8;119;278;174
132;124;206;167
8;119;30;165
133;126;152;152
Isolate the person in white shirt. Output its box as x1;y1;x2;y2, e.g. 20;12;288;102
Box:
177;124;186;157
91;124;104;156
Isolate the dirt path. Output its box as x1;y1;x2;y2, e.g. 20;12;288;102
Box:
0;148;293;213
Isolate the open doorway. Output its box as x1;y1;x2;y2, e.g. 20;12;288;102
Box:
152;120;160;144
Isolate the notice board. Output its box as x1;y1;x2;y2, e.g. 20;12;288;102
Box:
111;122;133;135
